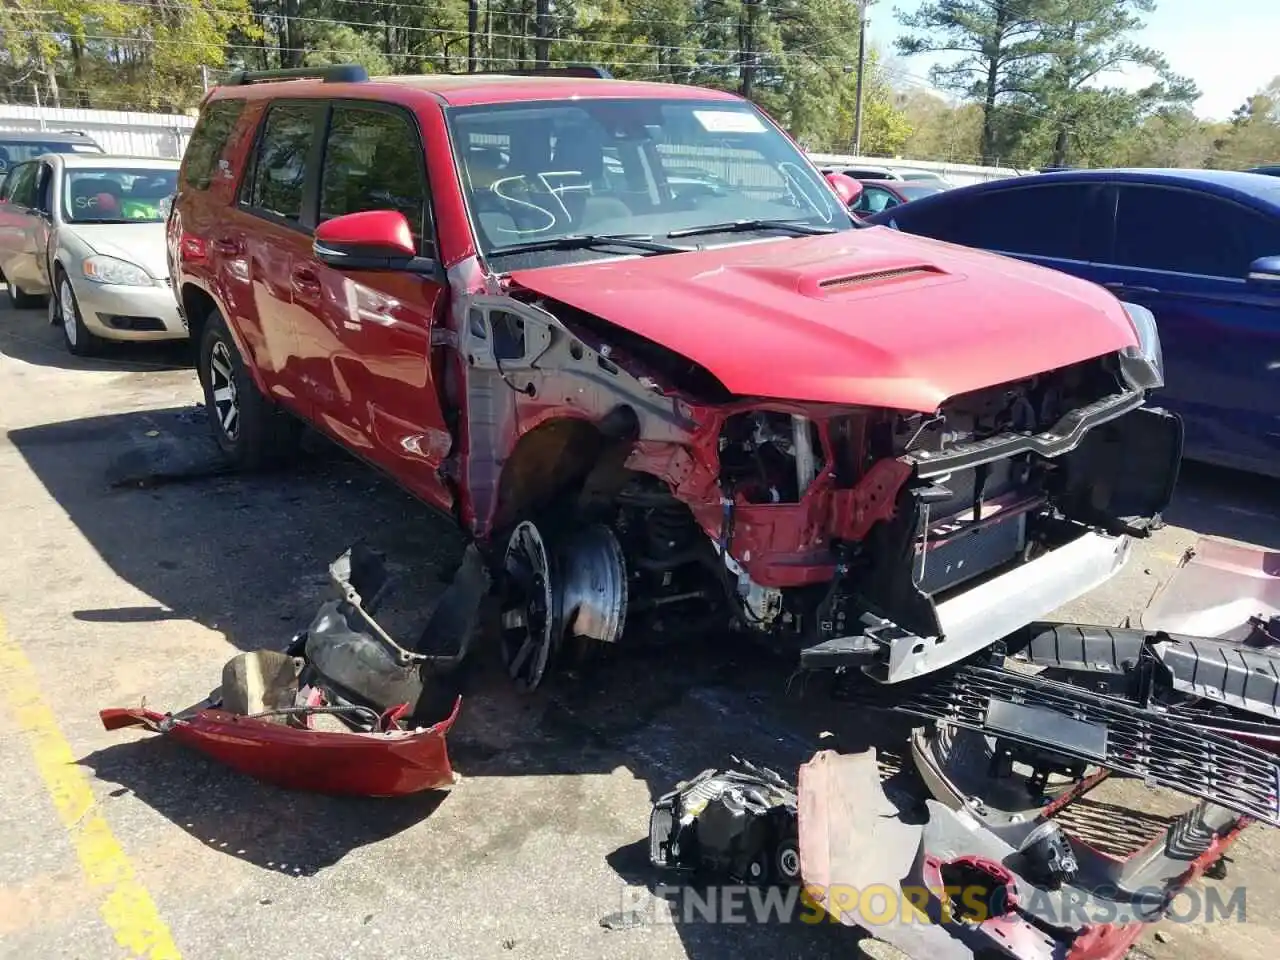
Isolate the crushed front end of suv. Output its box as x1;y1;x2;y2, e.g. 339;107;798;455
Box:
169;66;1178;692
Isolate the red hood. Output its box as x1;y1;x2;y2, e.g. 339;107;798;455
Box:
508;227;1140;412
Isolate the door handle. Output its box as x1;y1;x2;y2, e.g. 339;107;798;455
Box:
1104;281;1159;296
210;237;242;255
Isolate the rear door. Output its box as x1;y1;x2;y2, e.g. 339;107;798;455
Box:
1088;184;1280;472
307;100;453;510
236;100;327;416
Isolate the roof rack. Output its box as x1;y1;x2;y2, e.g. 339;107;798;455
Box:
222;65;369;86
470;65;614;79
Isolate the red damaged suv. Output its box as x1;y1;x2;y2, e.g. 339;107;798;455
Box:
168;65;1178;690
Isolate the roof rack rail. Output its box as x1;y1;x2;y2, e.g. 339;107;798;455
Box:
470;65;614;79
223;65;369;86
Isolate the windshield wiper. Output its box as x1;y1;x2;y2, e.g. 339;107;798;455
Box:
487;233;690;257
667;218;837;239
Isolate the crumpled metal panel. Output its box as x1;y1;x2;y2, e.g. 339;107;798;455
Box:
796;749;976;960
1143;536;1280;639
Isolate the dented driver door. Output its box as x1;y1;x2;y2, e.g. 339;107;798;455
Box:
306;101;454;512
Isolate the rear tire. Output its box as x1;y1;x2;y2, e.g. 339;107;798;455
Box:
7;280;45;310
197;308;300;470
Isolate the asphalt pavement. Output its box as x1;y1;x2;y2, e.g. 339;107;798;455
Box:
2;291;1279;960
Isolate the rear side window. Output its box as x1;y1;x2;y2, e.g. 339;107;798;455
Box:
246;103;320;224
319;105;431;251
183;100;246;190
1112;185;1280;278
928;184;1099;260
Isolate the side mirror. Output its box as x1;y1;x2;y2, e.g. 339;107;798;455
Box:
314;209;417;270
1247;255;1280;289
825;172;864;207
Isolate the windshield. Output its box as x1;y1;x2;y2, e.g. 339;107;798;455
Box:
62;167;177;223
446;98;851;266
0;140;100;173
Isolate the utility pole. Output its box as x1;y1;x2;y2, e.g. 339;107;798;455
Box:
534;0;551;68
485;0;493;66
467;0;480;72
200;64;210;93
740;0;759;99
853;0;872;156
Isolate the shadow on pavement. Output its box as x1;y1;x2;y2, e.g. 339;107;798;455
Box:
12;402;1273;958
1166;461;1280;552
9;405;468;654
79;736;449;876
0;298;192;373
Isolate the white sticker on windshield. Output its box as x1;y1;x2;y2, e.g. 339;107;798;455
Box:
693;110;766;133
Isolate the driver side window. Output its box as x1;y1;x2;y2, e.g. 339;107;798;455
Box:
319;104;432;254
1112;185;1280;278
3;162;38;208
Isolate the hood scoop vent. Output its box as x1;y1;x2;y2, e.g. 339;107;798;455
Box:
818;265;943;292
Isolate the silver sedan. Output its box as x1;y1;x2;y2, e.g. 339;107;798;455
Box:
0;153;183;355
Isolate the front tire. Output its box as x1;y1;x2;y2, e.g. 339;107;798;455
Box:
197;308;300;470
54;272;102;357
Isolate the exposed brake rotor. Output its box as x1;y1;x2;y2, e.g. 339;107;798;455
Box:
499;520;560;691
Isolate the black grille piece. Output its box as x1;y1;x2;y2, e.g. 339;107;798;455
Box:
845;663;1280;826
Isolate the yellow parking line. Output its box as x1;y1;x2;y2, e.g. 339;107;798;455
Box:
0;612;182;959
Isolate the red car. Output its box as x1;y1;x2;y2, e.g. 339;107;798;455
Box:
849;179;947;218
169;65;1177;691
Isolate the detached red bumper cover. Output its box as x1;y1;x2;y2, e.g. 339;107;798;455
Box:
100;697;460;797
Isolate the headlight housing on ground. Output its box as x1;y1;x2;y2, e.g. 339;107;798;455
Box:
1118;301;1164;391
82;255;153;287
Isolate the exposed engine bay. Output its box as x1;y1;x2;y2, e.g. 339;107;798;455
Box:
462;285;1181;691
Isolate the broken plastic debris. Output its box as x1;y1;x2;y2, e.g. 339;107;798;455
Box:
99;546;473;796
599;910;647;931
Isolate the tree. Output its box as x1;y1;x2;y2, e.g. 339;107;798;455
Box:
1022;0;1197;167
0;0;255;111
895;0;1055;162
895;89;984;162
1208;77;1280;170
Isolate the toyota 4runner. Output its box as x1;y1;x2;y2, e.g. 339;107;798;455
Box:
168;65;1179;690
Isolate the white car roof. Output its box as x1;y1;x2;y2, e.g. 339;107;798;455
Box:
50;155;180;170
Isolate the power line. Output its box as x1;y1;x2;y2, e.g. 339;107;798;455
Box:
15;28;865;73
21;12;862;65
21;0;750;33
5;21;1147;138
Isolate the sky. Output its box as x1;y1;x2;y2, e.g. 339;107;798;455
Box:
867;0;1279;121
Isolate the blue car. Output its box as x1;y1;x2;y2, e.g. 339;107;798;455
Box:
866;169;1280;476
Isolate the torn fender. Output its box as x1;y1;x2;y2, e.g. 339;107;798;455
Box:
100;696;461;797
